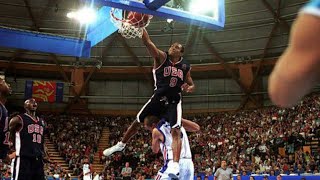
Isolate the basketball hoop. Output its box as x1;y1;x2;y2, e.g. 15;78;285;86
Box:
110;8;152;39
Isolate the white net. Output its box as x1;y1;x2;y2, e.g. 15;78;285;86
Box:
110;8;152;39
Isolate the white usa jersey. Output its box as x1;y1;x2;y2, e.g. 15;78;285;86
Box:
300;0;320;17
157;119;192;161
156;119;194;180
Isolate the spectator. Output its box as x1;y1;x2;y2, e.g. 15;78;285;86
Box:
214;160;232;180
277;175;282;180
121;162;132;180
236;175;242;180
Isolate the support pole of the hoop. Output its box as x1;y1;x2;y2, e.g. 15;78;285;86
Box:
143;0;171;10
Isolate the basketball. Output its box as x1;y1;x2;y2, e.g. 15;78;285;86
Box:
127;11;151;28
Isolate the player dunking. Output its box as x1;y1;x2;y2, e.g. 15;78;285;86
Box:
9;98;46;180
0;78;12;163
269;0;320;107
144;116;199;180
104;28;195;178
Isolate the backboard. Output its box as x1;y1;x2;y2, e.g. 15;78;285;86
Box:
91;0;225;30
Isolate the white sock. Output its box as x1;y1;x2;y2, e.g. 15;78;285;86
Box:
173;161;179;167
118;141;126;146
168;161;179;167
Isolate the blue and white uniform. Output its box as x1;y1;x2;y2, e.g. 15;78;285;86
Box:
154;120;194;180
155;120;173;180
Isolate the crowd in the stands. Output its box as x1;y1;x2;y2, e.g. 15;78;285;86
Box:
102;94;320;179
45;115;105;179
1;94;320;179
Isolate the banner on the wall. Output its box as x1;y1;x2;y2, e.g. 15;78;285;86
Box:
25;80;64;103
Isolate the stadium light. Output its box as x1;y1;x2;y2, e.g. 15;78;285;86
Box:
67;7;97;24
189;0;219;21
167;19;174;23
66;12;75;18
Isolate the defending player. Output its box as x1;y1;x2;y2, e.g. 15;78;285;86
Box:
144;115;199;180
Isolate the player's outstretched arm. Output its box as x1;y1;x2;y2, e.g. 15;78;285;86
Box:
181;119;200;132
142;28;166;68
269;14;320;107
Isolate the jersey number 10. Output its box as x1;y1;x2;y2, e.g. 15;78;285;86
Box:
32;134;42;144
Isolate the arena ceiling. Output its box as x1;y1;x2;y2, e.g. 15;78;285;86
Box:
0;0;307;81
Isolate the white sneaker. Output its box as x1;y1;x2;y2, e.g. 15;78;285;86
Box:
103;142;126;156
166;161;179;179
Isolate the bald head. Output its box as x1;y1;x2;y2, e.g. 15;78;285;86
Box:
24;98;38;112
